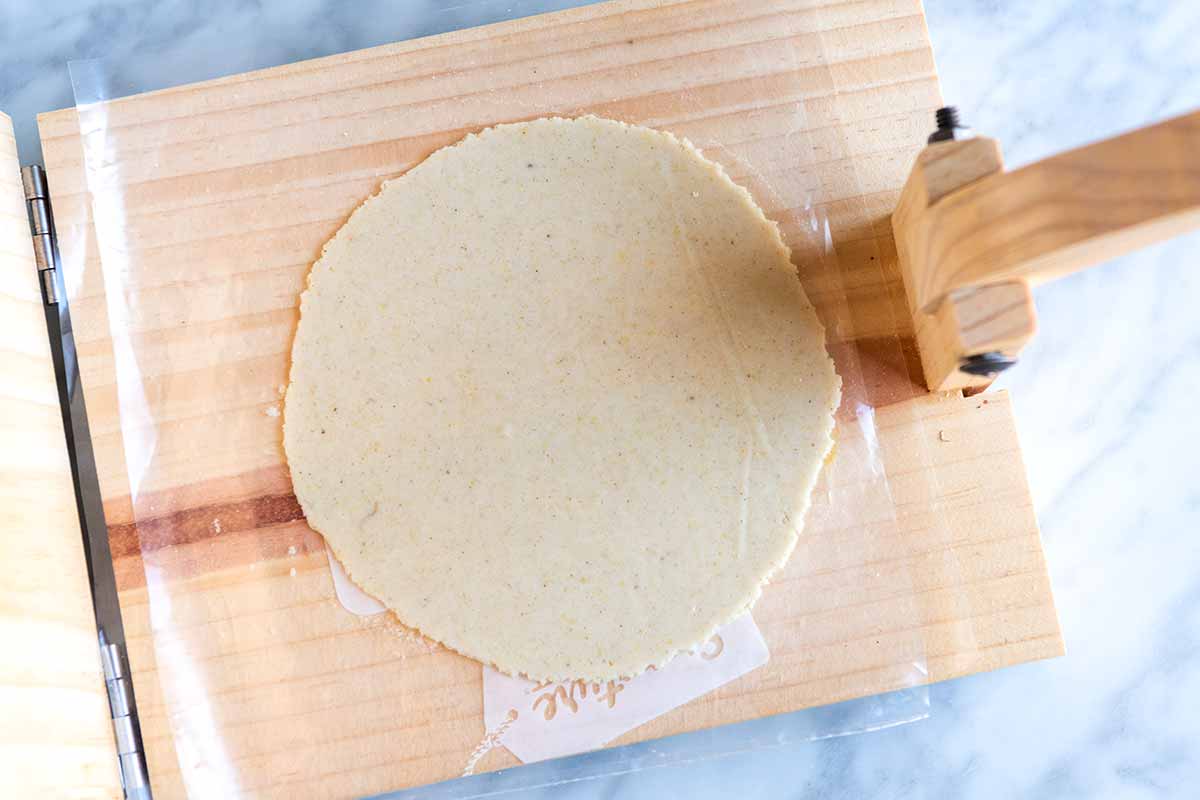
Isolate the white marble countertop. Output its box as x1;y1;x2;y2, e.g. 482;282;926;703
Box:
3;1;1197;797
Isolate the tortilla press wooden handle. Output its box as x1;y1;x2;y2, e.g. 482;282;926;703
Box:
893;108;1200;393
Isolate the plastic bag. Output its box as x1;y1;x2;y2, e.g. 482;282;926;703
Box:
64;2;935;796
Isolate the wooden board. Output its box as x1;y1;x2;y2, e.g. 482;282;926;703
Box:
33;1;1063;797
0;113;122;800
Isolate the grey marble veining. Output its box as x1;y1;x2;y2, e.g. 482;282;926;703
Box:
3;1;1198;798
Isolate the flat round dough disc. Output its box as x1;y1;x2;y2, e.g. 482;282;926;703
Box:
285;116;840;681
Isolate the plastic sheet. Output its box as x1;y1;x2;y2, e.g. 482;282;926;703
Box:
65;2;935;796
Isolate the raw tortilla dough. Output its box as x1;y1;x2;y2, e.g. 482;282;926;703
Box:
285;116;840;681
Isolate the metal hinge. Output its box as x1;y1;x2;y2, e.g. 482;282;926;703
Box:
20;164;58;305
22;166;149;796
99;629;151;800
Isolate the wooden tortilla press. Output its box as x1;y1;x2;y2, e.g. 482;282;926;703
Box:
893;106;1200;393
2;75;1197;800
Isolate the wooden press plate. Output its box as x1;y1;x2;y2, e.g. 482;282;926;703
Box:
0;113;122;800
35;1;1063;797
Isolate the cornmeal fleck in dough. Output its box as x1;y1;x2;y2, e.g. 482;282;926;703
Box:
285;116;840;681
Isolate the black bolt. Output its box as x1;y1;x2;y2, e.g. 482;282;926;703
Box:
928;106;963;143
959;351;1017;377
936;106;960;129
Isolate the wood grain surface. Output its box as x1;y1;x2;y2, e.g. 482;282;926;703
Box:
0;112;122;800
32;1;1063;797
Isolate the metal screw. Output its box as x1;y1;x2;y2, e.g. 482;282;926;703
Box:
928;106;963;143
959;351;1017;377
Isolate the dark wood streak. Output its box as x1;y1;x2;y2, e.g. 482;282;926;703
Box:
102;331;924;566
108;492;306;560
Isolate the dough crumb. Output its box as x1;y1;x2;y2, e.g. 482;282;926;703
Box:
266;404;280;417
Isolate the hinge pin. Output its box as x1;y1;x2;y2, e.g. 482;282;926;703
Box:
20;164;58;305
99;629;151;799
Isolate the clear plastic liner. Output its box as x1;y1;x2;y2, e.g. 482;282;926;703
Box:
389;688;926;800
65;2;937;797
